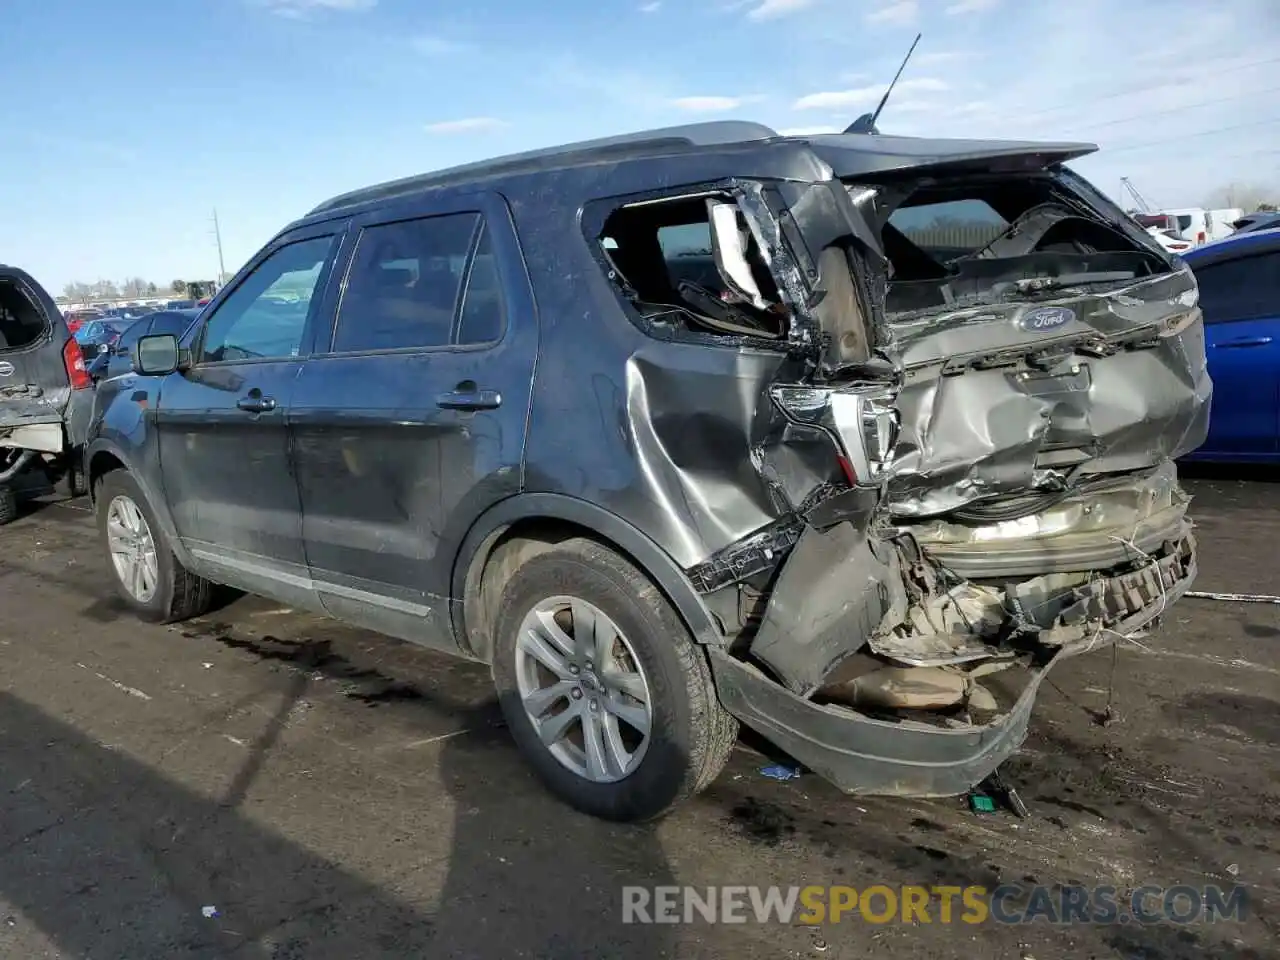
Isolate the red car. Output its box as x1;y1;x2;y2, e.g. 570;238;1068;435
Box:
63;308;103;334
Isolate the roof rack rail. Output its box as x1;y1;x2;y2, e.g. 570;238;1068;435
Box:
309;121;780;215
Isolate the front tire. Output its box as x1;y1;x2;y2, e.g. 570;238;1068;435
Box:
96;470;213;623
491;537;737;822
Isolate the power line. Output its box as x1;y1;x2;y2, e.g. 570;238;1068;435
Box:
1010;55;1280;125
1058;85;1280;136
1102;116;1280;155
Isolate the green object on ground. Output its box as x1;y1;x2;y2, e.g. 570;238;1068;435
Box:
969;793;996;813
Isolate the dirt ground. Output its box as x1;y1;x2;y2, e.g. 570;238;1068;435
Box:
0;468;1275;959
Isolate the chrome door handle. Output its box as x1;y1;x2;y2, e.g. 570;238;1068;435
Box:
237;394;276;413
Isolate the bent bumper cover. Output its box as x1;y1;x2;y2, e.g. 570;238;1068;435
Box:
710;546;1197;797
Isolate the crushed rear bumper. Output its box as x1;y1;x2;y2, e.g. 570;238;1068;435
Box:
709;540;1196;797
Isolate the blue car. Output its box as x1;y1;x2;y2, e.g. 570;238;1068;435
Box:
74;318;136;361
85;309;200;380
1181;227;1280;462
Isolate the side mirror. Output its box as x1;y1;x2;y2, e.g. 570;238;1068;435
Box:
133;334;180;376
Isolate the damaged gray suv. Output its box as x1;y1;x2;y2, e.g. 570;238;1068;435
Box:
87;121;1209;821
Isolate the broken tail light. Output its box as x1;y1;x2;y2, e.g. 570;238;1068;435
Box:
771;384;899;486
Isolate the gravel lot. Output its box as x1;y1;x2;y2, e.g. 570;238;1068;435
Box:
0;469;1275;959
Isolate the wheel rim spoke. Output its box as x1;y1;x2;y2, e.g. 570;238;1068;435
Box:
533;609;575;659
518;628;572;680
604;697;650;737
522;679;574;718
605;669;648;704
580;708;613;781
537;702;581;747
599;712;633;773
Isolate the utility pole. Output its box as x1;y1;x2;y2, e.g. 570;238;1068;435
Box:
212;209;227;288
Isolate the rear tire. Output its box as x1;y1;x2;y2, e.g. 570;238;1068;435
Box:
491;537;737;822
96;470;213;623
0;486;17;526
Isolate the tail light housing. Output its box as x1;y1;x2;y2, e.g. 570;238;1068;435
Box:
62;338;92;390
771;384;899;486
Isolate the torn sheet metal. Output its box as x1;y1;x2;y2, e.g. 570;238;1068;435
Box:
748;517;904;697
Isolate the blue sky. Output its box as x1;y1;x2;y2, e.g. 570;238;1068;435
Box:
2;0;1277;294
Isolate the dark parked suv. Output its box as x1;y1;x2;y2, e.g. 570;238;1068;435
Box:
88;121;1209;821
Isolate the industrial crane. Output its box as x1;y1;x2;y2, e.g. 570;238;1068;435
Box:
1121;177;1154;214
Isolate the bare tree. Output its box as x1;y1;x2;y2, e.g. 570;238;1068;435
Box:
146;281;158;295
62;281;95;304
1204;182;1277;211
171;279;187;296
89;279;119;300
120;277;150;298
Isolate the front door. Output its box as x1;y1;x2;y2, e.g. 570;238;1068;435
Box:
155;228;345;605
289;193;537;650
1193;248;1280;458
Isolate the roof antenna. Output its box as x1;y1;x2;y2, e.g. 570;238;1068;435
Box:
845;32;922;135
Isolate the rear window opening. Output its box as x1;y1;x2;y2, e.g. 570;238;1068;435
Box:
597;194;789;340
0;281;50;352
876;173;1173;319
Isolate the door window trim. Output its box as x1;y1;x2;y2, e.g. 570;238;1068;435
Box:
325;210;482;357
189;226;346;368
312;190;522;359
1194;248;1280;325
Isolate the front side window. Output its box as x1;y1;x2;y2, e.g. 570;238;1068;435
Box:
199;236;335;363
1194;252;1280;323
333;213;480;353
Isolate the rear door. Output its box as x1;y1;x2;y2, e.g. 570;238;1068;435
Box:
0;267;80;449
1193;247;1280;457
289;191;537;650
153;224;347;604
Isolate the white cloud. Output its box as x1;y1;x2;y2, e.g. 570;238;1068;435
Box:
746;0;815;22
793;77;947;110
639;1;661;10
424;117;506;134
256;0;374;18
671;95;745;111
945;0;999;13
411;35;469;55
793;86;881;111
866;0;918;25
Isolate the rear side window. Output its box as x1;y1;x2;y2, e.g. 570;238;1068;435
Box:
0;281;49;351
1193;252;1280;323
455;225;504;345
334;212;494;353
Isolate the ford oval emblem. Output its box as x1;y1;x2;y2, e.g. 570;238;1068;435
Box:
0;361;13;377
1018;306;1075;333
